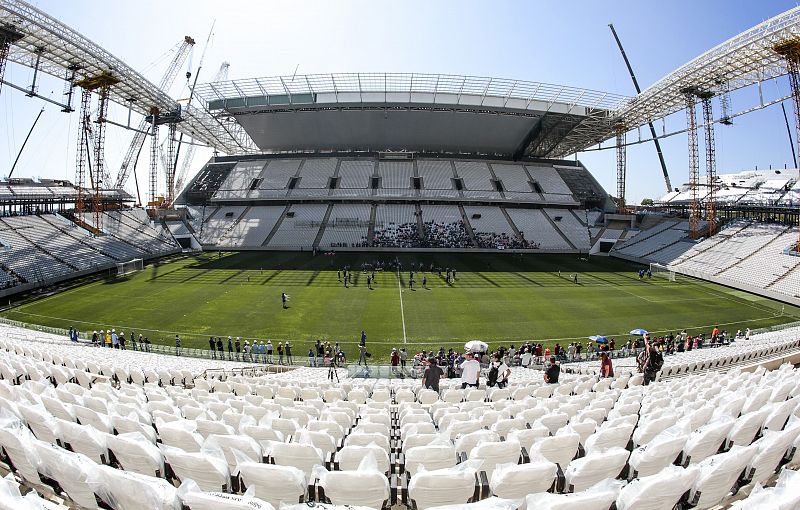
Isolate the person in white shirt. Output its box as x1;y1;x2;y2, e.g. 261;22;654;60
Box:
460;352;481;389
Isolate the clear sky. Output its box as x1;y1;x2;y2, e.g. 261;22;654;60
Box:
1;0;798;203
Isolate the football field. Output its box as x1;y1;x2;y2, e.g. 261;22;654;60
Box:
3;251;799;361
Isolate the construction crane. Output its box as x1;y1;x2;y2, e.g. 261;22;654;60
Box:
608;24;672;194
173;62;229;197
114;36;195;190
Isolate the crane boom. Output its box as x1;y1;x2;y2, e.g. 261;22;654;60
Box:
114;36;195;189
173;62;229;196
608;24;672;193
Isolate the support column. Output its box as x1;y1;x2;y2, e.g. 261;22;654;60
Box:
614;122;627;214
700;93;717;236
683;91;701;240
775;40;800;249
74;89;92;225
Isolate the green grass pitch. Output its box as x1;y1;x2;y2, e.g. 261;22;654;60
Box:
3;251;799;362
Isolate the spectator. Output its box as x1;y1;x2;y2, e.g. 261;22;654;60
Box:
209;336;216;359
643;340;663;386
175;335;181;356
286;341;293;364
488;352;511;389
277;342;284;365
228;336;234;360
400;348;408;370
460;352;481;389
422;357;444;392
391;348;400;374
599;352;613;378
235;337;241;361
358;332;368;366
216;337;224;358
544;356;560;384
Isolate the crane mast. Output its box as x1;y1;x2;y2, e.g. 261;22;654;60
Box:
114;36;195;190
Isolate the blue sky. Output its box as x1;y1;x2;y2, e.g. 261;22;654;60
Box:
1;0;798;202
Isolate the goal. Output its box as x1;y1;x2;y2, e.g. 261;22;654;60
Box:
116;258;143;277
650;263;676;282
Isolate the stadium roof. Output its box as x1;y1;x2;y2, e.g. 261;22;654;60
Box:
0;0;257;154
194;72;631;159
616;6;800;127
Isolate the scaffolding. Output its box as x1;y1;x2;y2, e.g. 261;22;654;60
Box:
74;72;119;232
149;108;159;208
74;88;91;225
683;91;701;240
699;92;718;235
165;123;177;207
614;122;627;213
775;39;800;250
0;24;23;97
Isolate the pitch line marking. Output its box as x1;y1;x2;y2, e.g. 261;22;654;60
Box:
397;269;407;344
5;310;787;347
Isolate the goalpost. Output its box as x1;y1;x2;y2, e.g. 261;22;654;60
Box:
650;263;676;282
116;258;144;277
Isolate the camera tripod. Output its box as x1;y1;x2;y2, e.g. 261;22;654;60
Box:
328;358;340;383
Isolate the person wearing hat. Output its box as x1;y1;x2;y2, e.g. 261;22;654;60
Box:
227;336;234;360
391;348;400;374
266;340;273;364
91;330;99;346
235;337;241;361
118;331;126;350
243;340;251;362
277;342;284;365
422;357;444;392
460;352;480;389
285;341;293;365
111;329;119;349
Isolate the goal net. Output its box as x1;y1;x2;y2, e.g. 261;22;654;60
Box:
116;258;143;277
650;263;676;282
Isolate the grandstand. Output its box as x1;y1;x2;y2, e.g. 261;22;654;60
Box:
0;321;798;509
178;154;600;253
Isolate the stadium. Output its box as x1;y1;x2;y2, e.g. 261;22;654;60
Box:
0;0;800;508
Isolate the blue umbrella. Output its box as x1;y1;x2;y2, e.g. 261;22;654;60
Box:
589;335;608;344
630;329;649;336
